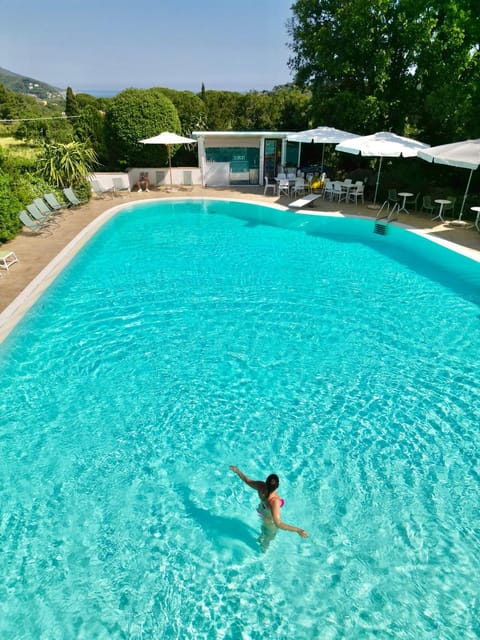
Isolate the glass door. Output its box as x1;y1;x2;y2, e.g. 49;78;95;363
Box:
264;139;281;179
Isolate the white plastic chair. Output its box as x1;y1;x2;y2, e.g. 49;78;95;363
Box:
332;182;346;202
348;183;365;204
264;176;276;195
323;181;334;200
292;177;306;197
277;179;290;197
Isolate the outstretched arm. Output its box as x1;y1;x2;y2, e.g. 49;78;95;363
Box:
270;498;308;538
229;466;264;491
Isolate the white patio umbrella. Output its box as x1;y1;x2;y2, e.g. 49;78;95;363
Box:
417;139;480;218
286;126;359;172
335;131;430;204
139;131;196;190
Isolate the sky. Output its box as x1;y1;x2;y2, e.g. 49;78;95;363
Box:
1;0;296;94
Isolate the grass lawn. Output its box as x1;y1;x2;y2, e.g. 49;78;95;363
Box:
0;133;39;159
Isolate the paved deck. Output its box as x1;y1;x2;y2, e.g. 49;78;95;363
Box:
1;186;479;342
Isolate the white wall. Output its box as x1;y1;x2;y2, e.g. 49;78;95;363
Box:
89;172;130;191
90;168;202;191
128;167;202;188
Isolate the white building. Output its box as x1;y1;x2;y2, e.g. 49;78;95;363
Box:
192;131;301;187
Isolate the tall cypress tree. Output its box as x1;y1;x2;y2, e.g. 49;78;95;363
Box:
65;87;79;118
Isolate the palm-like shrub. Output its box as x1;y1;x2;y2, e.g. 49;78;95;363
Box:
37;141;98;188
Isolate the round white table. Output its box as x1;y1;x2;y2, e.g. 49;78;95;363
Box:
471;206;480;231
398;192;413;214
433;199;451;222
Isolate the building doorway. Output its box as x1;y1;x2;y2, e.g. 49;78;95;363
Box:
263;139;281;179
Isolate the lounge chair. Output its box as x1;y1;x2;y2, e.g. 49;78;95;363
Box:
183;171;193;189
33;197;63;220
25;203;58;226
112;177;130;195
0;250;18;270
19;210;49;233
155;170;167;188
90;179;114;198
63;187;87;207
44;192;67;212
26;203;57;226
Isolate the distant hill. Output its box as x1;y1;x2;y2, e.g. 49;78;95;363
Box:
0;66;65;100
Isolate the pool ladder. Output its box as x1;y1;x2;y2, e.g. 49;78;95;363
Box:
374;222;388;235
375;200;399;222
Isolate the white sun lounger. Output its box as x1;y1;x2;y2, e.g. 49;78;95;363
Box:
0;250;19;270
289;193;322;209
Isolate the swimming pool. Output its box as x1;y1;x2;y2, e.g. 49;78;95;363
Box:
1;199;479;638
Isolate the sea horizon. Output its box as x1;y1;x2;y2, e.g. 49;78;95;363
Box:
76;88;122;98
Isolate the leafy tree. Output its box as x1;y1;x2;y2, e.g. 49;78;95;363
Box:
270;84;311;130
156;87;207;136
0;169;22;242
104;88;181;167
73;105;108;166
412;1;480;142
75;92;111;112
234;91;275;130
287;0;480;141
151;88;206;165
37;141;98;188
0;83;72;143
195;86;311;132
202;90;243;130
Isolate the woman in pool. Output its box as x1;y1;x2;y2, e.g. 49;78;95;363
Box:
229;466;308;539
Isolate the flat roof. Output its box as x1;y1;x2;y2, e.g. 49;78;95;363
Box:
192;131;295;138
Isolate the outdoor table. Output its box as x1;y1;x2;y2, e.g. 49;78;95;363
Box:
433;199;451;222
398;191;413;214
471;206;480;231
340;181;353;198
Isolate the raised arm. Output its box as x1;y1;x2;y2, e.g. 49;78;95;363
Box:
270;497;308;538
229;466;264;491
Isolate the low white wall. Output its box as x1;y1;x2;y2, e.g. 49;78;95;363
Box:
89;172;130;191
90;168;202;191
128;167;202;188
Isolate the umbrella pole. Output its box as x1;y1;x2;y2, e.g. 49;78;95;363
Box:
373;157;383;204
321;144;325;173
168;145;173;191
459;169;473;219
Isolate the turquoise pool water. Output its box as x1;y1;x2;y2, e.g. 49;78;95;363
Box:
0;199;479;639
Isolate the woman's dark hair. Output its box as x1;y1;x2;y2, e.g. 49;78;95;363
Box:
265;474;279;497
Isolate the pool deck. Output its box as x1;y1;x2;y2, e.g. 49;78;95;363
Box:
1;186;479;342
